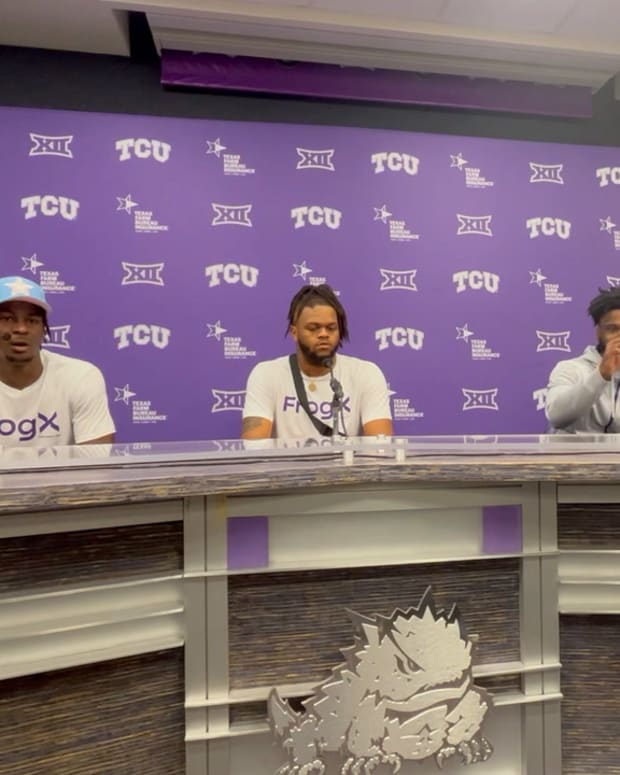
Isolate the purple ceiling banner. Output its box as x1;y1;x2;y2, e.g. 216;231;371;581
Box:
1;104;620;443
161;50;593;117
227;516;269;570
482;505;523;554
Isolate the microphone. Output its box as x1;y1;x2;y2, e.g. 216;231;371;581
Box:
322;357;343;398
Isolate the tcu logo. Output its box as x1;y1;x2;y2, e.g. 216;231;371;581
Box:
526;217;571;240
21;195;79;221
596;167;620;187
211;204;253;227
0;412;60;442
529;163;564;184
113;324;171;350
536;330;571;352
453;271;500;294
211;389;245;412
296;148;335;171
370;152;419;175
456;214;493;237
121;262;165;287
290;206;342;230
375;327;424;351
44;325;71;349
204;263;259;288
115;138;171;163
29;133;73;159
379;269;417;291
462;388;499;411
532;388;548;411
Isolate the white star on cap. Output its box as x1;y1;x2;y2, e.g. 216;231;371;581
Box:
5;277;33;297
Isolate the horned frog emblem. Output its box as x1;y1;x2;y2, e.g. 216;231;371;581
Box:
268;587;493;774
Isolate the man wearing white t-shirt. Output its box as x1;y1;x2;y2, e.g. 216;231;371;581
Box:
242;284;393;440
0;276;115;447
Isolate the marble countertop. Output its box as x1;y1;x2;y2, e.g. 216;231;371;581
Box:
2;449;620;513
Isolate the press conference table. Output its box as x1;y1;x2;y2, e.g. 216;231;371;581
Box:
1;435;619;775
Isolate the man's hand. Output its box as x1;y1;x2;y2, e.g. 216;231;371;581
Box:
599;334;620;380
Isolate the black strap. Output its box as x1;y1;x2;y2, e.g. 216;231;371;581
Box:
289;354;333;437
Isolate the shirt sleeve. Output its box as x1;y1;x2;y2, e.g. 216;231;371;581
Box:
242;362;277;421
545;359;608;430
359;362;392;425
70;364;116;443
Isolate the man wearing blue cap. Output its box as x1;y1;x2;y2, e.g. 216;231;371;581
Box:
0;276;115;447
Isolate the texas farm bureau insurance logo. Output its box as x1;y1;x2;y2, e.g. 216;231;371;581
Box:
114;383;167;425
116;194;169;234
268;587;493;774
20;253;76;295
374;204;420;242
206;320;257;360
529;269;572;304
599;216;620;252
206;137;255;176
388;384;424;421
450;152;494;188
456;324;500;360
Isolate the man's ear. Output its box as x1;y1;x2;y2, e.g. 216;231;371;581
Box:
289;324;298;342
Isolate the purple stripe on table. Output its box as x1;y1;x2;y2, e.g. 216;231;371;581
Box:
482;505;522;554
227;516;269;569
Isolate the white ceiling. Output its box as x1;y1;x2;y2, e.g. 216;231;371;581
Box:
3;0;620;90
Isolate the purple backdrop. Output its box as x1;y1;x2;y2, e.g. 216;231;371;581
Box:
2;105;619;442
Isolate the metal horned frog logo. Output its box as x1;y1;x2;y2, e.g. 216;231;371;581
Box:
268;588;493;774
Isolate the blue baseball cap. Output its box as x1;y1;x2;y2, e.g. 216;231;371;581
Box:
0;276;52;313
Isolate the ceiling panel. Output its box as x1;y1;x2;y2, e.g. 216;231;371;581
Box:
0;0;129;56
441;0;577;35
558;0;620;46
307;0;445;19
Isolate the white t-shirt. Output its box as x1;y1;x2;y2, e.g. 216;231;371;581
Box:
0;350;116;447
243;354;391;439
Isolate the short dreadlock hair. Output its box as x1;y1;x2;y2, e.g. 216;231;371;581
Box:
286;284;349;347
587;287;620;325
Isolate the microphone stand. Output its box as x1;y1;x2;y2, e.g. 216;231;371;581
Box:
324;358;346;438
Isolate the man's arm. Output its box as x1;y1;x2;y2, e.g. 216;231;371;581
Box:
359;362;393;436
80;432;115;445
545;361;607;429
71;364;116;444
241;363;276;439
362;418;393;436
241;416;273;440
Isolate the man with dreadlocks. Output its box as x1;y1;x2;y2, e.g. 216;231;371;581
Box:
242;283;392;439
546;287;620;433
0;276;115;447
